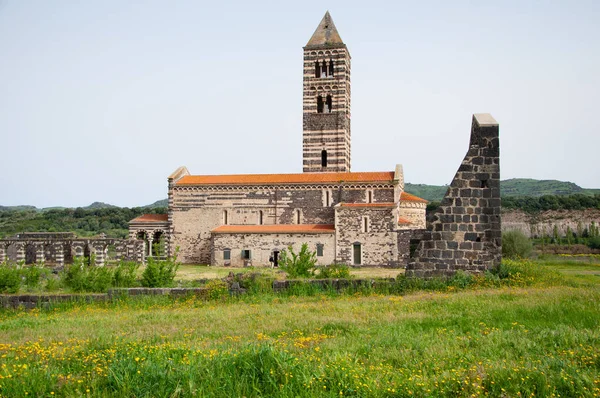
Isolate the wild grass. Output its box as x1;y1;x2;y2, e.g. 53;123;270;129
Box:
0;259;599;397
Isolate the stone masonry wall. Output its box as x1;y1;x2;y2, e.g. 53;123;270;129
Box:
335;206;398;266
171;183;395;264
212;232;335;267
406;114;501;277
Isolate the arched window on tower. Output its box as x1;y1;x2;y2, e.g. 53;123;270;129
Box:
321;150;327;167
317;96;324;113
329;59;334;76
326;95;332;113
321;60;327;78
315;60;320;78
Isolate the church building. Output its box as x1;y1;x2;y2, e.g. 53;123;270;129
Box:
129;12;428;267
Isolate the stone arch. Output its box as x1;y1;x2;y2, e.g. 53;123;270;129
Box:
151;230;166;257
25;243;37;265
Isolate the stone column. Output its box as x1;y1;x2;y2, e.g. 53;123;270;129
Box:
92;243;106;267
54;242;65;266
147;231;155;257
135;240;146;264
0;244;6;263
34;242;46;264
15;242;25;263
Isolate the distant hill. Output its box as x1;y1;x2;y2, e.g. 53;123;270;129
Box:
84;202;119;210
0;205;38;212
405;179;599;202
146;199;168;208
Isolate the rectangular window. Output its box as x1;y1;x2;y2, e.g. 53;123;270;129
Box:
316;244;324;257
367;190;373;203
362;217;369;233
353;243;362;265
242;249;251;260
223;249;231;260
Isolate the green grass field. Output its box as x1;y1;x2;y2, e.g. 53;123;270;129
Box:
0;258;599;397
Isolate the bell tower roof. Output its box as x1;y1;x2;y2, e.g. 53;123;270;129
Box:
305;11;344;48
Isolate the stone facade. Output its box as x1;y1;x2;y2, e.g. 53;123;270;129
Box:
212;228;336;267
406;114;501;277
164;168;426;266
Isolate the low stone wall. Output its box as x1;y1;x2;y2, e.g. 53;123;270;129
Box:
273;278;377;292
107;288;208;299
1;278;397;309
0;294;107;309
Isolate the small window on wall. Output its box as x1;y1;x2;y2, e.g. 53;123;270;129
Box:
223;249;231;260
353;243;362;265
296;209;301;224
223;210;228;225
259;210;264;225
242;250;251;260
367;190;373;203
362;217;369;233
316;244;324;257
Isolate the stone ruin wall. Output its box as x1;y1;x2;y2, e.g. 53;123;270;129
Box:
406;114;502;277
0;235;145;266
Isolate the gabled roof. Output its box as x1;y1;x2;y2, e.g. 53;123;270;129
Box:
212;224;335;234
400;192;428;203
176;171;394;186
306;11;344;47
130;214;169;223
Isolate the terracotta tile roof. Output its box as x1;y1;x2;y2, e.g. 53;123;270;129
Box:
339;202;395;208
400;192;428;203
398;217;412;224
130;214;169;223
212;224;335;234
176;171;395;186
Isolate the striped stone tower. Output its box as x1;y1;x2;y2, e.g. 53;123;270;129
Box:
302;11;351;173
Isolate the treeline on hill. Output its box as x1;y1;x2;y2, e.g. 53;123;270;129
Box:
424;193;600;217
0;207;167;239
501;194;600;213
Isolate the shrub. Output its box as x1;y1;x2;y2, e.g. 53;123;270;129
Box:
141;255;179;288
316;263;351;279
113;261;140;287
61;257;115;292
0;262;22;293
62;257;141;292
205;280;229;300
502;230;533;259
279;244;317;278
22;264;47;290
587;236;600;250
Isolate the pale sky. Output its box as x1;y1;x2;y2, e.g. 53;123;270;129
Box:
1;1;599;208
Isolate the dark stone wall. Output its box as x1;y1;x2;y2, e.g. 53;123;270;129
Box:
406;114;501;277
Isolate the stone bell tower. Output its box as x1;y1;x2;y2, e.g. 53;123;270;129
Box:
302;11;351;173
